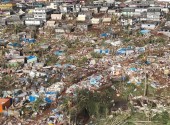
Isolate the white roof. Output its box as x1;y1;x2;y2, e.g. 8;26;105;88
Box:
108;9;115;13
100;7;108;12
51;14;62;20
47;21;55;24
103;18;111;22
18;9;25;15
91;18;100;24
77;15;86;21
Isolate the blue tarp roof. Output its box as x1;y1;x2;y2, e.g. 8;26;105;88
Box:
95;49;110;54
45;97;53;103
20;38;36;43
116;47;133;54
137;47;145;52
27;55;37;60
55;63;62;67
29;96;37;102
0;39;5;43
46;92;57;94
129;67;137;72
117;48;126;54
1;0;11;3
90;78;97;85
140;30;150;34
54;50;64;56
100;33;110;37
90;75;101;85
8;43;22;47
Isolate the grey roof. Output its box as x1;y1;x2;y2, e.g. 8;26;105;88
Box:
147;7;161;12
122;7;135;12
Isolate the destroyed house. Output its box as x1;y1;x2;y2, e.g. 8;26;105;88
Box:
0;2;16;10
6;15;23;25
76;23;92;31
51;14;63;20
141;21;158;30
102;17;111;25
0;18;6;25
60;4;75;13
0;98;11;113
122;7;136;17
55;27;65;34
46;21;56;27
91;18;101;27
128;0;154;8
158;26;170;37
147;7;162;21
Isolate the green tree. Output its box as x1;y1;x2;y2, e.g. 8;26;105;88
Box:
152;111;170;124
76;88;115;119
33;97;44;112
91;52;102;58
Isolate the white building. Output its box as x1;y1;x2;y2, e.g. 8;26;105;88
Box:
33;8;52;22
147;7;162;21
46;2;58;9
157;0;170;2
76;14;86;22
141;23;157;30
46;21;56;27
51;14;63;20
25;18;43;26
91;18;101;25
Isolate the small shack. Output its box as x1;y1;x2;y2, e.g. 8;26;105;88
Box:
0;98;11;113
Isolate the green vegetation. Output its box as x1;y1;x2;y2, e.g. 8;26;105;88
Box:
76;56;88;66
61;88;117;124
33;97;44;112
91;52;103;58
152;111;170;125
45;54;59;65
123;38;131;43
124;111;170;125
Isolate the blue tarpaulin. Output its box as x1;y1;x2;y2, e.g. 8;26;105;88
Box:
116;48;126;54
29;96;37;102
100;50;103;54
116;47;134;55
27;55;37;60
45;97;53;103
121;76;126;81
46;92;57;94
55;63;62;68
90;75;101;85
1;0;11;3
8;43;22;47
137;47;145;52
140;30;150;35
100;33;110;37
90;78;97;85
95;49;110;54
136;82;141;85
105;49;109;54
129;67;137;72
54;51;64;56
20;38;36;43
127;81;131;84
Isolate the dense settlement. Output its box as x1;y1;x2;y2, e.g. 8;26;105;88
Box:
1;0;170;124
